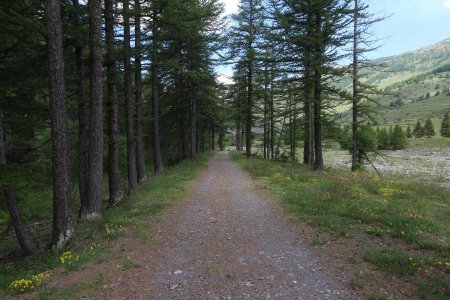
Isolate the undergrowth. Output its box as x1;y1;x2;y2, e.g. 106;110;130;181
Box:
0;152;213;298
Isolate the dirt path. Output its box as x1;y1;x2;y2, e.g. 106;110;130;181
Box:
98;152;358;299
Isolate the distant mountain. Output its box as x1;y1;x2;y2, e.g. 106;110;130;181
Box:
366;39;450;88
338;39;450;128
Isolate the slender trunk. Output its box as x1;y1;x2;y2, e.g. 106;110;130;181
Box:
80;0;104;221
246;59;253;158
188;57;197;160
4;186;35;254
304;55;315;166
73;0;88;209
313;60;323;170
44;0;73;246
152;10;164;171
270;71;275;159
0;107;6;164
135;0;146;181
235;121;241;151
124;0;138;191
105;0;122;206
177;72;188;159
351;0;359;171
211;125;215;151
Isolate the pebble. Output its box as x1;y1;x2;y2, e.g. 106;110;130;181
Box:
173;270;183;275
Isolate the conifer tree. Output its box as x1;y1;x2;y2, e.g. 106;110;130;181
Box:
413;120;424;138
406;125;412;138
423;118;435;138
440;113;450;137
44;0;73;247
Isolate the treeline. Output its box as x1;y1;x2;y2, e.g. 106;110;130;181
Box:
226;0;385;171
0;0;226;251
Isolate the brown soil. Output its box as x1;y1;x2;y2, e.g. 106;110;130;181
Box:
45;152;363;299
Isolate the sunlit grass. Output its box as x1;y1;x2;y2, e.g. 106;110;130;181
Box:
232;152;450;299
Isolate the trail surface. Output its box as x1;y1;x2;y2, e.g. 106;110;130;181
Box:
100;152;357;299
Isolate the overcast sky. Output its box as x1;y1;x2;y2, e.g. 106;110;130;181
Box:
217;0;450;83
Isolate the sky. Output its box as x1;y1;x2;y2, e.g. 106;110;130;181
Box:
217;0;450;83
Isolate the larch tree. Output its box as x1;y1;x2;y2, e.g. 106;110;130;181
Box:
350;0;385;171
105;0;122;205
229;0;265;158
80;0;104;221
135;0;147;182
151;0;164;170
123;0;138;191
43;0;73;247
72;0;89;206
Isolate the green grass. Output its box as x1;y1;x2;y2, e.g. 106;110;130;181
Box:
231;152;450;299
0;152;213;297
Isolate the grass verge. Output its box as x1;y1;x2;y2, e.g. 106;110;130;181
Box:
232;152;449;299
0;152;213;298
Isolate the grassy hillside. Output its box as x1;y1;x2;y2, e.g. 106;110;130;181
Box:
339;39;450;128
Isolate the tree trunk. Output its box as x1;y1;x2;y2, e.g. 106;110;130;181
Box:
188;57;197;160
44;0;74;247
124;0;138;192
313;60;323;170
80;0;104;221
72;0;88;208
246;59;253;158
4;186;35;254
135;0;146;182
105;0;122;206
0;107;6;164
152;9;164;171
177;72;188;159
351;0;359;172
304;56;315;166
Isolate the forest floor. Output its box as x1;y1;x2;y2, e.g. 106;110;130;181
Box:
19;152;360;299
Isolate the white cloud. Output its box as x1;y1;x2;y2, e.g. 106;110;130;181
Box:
221;0;240;16
217;72;234;85
444;0;450;9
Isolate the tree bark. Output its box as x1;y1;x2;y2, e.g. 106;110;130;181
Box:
44;0;73;247
124;0;138;191
152;9;164;171
105;0;122;206
80;0;104;221
4;186;35;254
246;58;253;158
135;0;146;182
313;59;323;170
351;0;359;172
72;0;88;208
188;57;197;160
0;107;6;164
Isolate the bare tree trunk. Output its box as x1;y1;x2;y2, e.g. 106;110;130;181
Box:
124;0;138;191
246;59;253;158
313;61;323;170
105;0;122;206
72;0;88;207
4;186;35;254
189;93;197;160
351;0;359;172
270;69;275;159
0;107;6;164
135;0;146;182
80;0;104;221
44;0;73;247
235;121;241;151
152;9;164;171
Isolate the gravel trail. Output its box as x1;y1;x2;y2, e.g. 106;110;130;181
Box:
101;152;357;299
